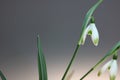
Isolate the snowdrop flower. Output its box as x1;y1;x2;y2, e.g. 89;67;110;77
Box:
98;55;118;80
80;22;99;46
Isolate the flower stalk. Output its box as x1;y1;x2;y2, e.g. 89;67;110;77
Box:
62;45;80;80
61;0;103;80
80;41;120;80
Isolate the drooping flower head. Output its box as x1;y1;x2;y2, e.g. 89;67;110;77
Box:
98;54;118;80
79;17;99;46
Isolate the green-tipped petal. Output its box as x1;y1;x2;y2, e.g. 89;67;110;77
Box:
80;23;99;46
80;26;89;45
90;23;99;46
98;60;113;76
109;60;118;80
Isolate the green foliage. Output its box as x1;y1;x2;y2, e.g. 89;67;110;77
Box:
0;70;6;80
107;41;120;56
37;35;48;80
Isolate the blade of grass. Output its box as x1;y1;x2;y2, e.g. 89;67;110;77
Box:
37;35;48;80
0;70;6;80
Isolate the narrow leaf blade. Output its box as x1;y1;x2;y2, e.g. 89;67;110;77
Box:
37;35;48;80
107;41;120;56
0;70;6;80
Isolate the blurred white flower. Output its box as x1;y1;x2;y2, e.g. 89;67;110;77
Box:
80;23;99;46
98;59;118;80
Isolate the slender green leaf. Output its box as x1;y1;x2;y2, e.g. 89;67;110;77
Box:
78;0;103;45
106;41;120;56
37;35;48;80
0;70;6;80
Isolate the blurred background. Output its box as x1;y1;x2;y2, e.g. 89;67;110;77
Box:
0;0;120;80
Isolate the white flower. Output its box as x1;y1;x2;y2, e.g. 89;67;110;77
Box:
109;60;118;80
98;59;118;80
80;23;99;46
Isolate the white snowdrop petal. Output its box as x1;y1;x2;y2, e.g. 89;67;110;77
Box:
81;29;88;45
90;23;99;46
98;60;113;76
80;24;91;45
79;23;99;46
109;60;118;80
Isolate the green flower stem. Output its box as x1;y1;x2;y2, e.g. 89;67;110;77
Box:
62;44;80;80
80;41;120;80
80;55;107;80
62;0;103;80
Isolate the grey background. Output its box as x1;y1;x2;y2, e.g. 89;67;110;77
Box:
0;0;120;80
